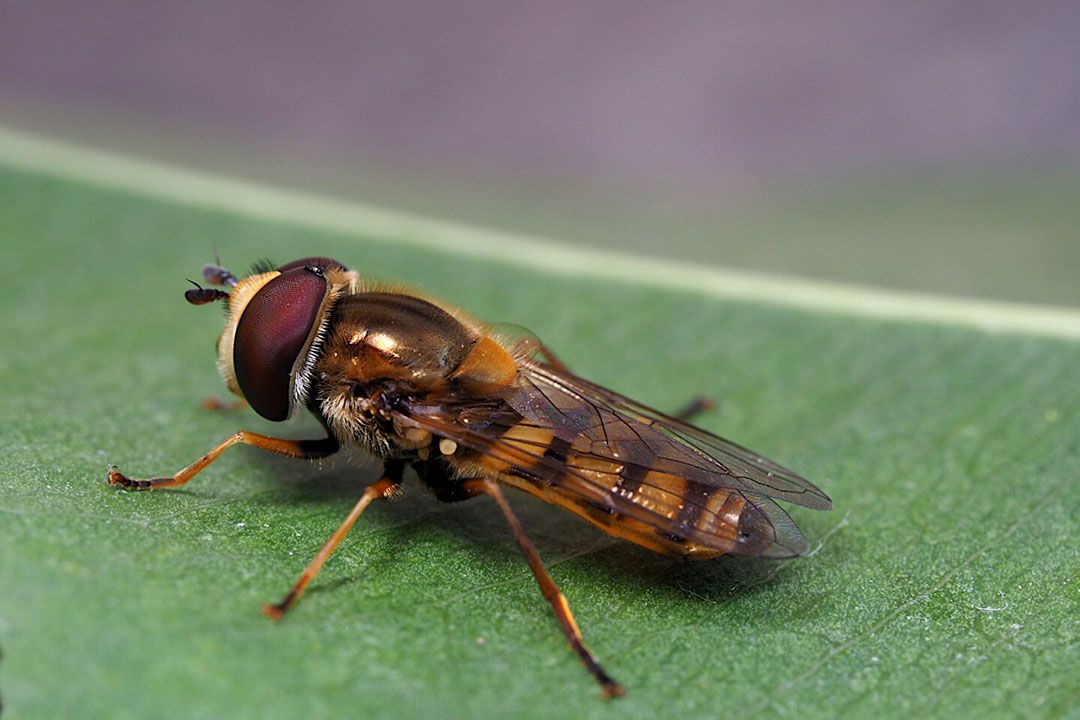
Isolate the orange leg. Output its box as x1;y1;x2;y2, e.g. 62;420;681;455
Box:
107;432;339;490
200;396;249;412
464;478;625;699
263;460;404;620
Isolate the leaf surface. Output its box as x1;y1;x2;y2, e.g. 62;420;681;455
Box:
0;157;1077;720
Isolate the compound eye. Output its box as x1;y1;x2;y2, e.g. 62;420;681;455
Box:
277;257;347;274
234;268;329;420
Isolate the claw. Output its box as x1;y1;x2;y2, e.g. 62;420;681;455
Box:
106;467;153;490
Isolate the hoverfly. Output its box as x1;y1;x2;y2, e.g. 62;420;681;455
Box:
108;256;832;697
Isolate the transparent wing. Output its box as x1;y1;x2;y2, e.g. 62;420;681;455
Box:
511;362;833;511
392;358;829;558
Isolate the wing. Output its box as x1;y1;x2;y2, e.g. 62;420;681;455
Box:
513;362;833;511
394;359;830;558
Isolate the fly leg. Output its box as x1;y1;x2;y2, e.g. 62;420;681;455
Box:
263;459;404;620
200;396;249;412
413;457;485;503
671;396;715;422
462;477;625;699
107;433;339;490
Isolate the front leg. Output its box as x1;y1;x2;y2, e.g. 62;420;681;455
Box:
107;432;339;490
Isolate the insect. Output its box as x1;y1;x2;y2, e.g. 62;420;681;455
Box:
108;256;832;697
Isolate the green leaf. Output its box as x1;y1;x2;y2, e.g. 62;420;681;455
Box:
0;136;1077;720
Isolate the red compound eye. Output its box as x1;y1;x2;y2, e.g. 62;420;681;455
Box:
234;267;329;421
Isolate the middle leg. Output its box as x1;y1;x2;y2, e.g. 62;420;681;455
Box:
262;459;404;620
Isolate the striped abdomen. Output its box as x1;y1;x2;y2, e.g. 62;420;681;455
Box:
453;419;768;559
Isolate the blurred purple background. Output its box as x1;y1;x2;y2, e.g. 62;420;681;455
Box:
4;2;1078;183
2;2;1078;304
